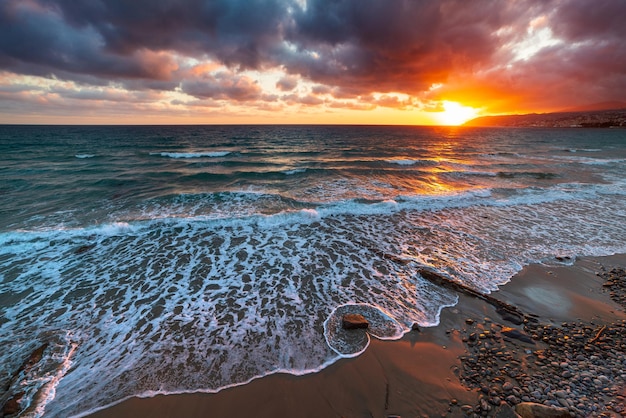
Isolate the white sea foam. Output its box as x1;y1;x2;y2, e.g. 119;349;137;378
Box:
3;184;626;416
384;158;436;166
3;127;626;417
74;154;95;159
567;148;602;153
283;168;307;175
552;155;626;165
152;151;232;158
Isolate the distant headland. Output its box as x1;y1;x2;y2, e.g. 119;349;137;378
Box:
465;101;626;128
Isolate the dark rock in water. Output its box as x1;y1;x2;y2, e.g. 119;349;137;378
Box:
75;244;96;254
22;343;48;372
515;402;570;418
2;392;24;415
1;343;49;416
411;323;421;332
501;327;535;344
555;256;571;262
342;313;369;330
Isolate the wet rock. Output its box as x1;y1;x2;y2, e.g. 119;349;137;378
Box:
2;392;24;416
494;402;519;418
341;313;369;330
515;402;570;418
461;405;474;414
1;343;49;416
457;263;626;418
501;327;535;344
496;307;524;325
74;243;96;254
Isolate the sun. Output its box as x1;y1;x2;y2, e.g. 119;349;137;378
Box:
436;101;479;126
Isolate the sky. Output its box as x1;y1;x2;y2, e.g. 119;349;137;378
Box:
0;0;625;125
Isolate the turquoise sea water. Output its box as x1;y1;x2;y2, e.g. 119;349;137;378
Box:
1;125;625;416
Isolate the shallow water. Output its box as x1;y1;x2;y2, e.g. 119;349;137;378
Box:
1;125;625;416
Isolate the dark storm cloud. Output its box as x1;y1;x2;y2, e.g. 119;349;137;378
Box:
46;0;289;68
281;0;549;96
0;1;179;81
0;0;288;84
547;0;626;102
0;0;537;86
0;0;625;110
181;72;262;101
550;0;626;42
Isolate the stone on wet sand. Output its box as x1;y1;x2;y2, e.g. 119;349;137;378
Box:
515;402;570;418
342;313;369;330
500;327;535;344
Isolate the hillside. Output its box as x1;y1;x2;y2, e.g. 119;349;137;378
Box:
465;106;626;128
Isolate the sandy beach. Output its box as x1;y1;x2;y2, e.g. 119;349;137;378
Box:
85;254;626;418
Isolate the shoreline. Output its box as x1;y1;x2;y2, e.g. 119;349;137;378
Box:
84;254;626;417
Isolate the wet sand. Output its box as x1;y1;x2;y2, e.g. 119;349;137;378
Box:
87;254;626;418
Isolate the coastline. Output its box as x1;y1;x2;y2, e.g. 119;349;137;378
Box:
86;254;626;418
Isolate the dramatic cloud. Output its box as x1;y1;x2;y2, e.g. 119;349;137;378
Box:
0;0;625;123
276;75;298;91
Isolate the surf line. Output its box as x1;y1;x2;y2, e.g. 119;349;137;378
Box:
373;249;539;325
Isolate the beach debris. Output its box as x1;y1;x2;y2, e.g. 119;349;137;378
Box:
515;402;570;418
342;313;369;330
372;250;536;325
417;268;537;324
588;325;606;344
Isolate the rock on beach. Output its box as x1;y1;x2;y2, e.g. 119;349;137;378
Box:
342;313;369;330
515;402;570;418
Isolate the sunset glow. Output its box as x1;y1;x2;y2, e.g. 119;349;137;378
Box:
0;0;624;125
435;102;479;126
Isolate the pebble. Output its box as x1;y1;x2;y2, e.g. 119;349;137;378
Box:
453;264;626;418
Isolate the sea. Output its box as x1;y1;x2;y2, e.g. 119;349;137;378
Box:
1;124;625;417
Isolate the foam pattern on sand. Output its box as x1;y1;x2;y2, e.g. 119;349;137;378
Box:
2;185;626;416
2;126;626;417
324;304;405;357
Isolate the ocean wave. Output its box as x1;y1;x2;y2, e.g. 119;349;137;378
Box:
496;171;559;179
283;168;307;175
74;154;95;159
3;184;626;416
151;151;232;158
552;155;626;165
565;148;602;153
384;158;437;166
